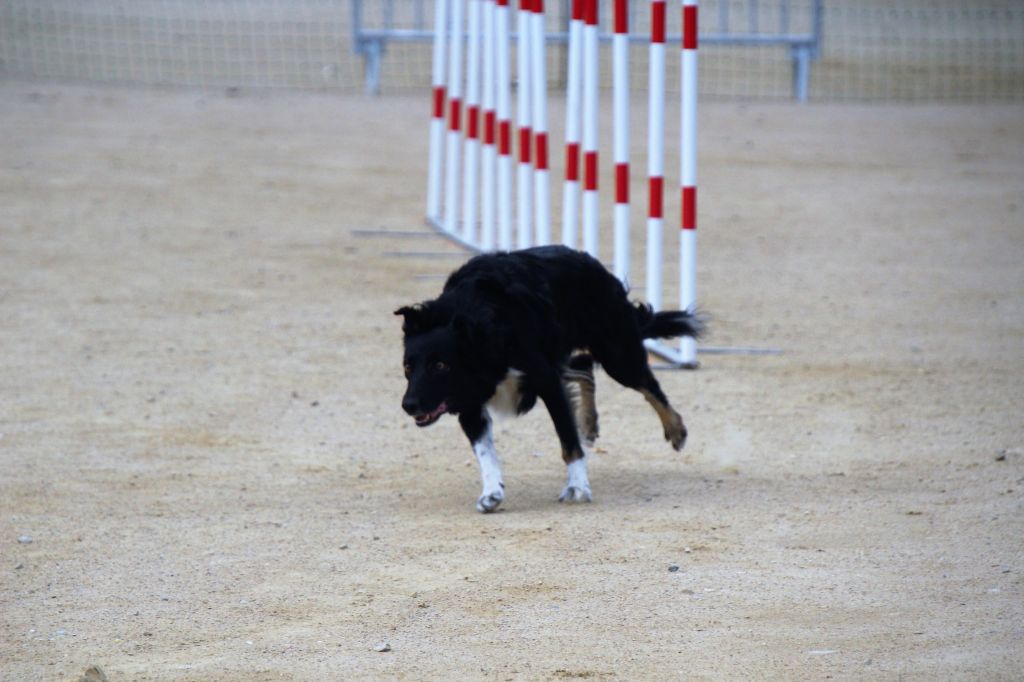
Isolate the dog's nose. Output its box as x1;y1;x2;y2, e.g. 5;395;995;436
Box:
402;396;419;415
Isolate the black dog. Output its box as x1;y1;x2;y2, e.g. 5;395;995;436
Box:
395;245;704;512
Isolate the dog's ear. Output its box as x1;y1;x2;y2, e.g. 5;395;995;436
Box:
451;314;480;347
394;304;429;335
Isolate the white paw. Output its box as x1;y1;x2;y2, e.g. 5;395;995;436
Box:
476;487;505;513
558;484;592;504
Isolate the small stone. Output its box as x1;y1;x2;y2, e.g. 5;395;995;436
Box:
668;564;680;573
374;642;391;652
995;450;1007;462
14;563;24;570
17;535;32;544
78;666;110;682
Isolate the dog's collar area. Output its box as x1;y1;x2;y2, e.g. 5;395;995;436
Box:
414;400;448;427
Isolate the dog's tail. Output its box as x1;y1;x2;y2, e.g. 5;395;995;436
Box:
634;303;707;340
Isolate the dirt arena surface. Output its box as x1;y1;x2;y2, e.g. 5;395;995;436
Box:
1;82;1022;680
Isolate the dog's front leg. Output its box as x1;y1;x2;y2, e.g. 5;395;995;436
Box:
459;409;505;513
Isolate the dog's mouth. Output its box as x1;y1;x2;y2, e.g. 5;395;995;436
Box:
414;400;448;427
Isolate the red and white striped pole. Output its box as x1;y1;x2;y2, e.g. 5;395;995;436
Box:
561;0;584;250
679;0;698;366
530;0;550;245
496;0;514;250
581;0;600;258
480;0;497;250
646;0;666;312
462;0;483;243
516;0;533;249
443;0;465;234
612;0;630;283
427;0;449;223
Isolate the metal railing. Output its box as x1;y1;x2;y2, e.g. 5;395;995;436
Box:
353;0;823;101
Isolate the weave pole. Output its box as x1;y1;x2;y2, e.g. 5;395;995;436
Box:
426;0;449;223
679;0;699;366
612;0;630;283
443;0;465;235
530;0;551;245
561;0;584;249
516;0;533;249
462;0;483;243
581;0;600;258
496;0;514;250
480;0;497;251
646;0;666;313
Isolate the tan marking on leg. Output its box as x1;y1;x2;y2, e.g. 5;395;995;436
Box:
641;388;687;451
563;364;599;447
561;444;586;464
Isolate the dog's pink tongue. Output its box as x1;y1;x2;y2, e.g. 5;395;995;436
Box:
416;401;448;424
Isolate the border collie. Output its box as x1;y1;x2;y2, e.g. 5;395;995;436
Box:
395;245;704;512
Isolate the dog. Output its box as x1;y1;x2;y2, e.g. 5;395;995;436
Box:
395;245;704;512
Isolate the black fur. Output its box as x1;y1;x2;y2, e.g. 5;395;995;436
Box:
395;246;705;496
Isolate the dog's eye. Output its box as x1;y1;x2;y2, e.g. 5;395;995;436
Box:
403;363;412;377
434;361;449;373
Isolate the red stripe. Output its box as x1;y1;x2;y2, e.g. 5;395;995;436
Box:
571;0;584;21
683;5;698;50
682;186;696;230
432;86;446;119
499;120;512;155
566;142;580;181
615;163;629;204
449;99;461;132
496;0;508;6
584;151;598;191
534;0;544;12
519;127;532;164
584;0;597;26
651;2;666;44
535;133;548;170
484;111;496;145
467;105;479;140
649;177;663;219
614;0;627;34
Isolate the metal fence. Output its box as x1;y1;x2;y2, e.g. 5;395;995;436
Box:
1;0;1021;100
353;0;822;100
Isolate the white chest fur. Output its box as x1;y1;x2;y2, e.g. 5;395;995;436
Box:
485;368;525;418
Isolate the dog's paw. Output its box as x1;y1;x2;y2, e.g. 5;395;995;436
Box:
476;488;505;513
558;484;593;504
666;418;688;451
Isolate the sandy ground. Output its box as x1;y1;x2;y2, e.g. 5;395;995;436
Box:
1;82;1022;680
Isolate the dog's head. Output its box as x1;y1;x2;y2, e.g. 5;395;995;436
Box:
394;303;471;427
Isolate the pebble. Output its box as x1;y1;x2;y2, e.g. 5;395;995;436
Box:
78;666;110;682
668;564;680;573
374;642;391;652
18;535;32;544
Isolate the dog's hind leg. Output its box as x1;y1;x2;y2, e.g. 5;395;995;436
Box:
563;351;599;447
639;379;687;451
459;409;505;513
593;342;688;451
531;372;592;504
